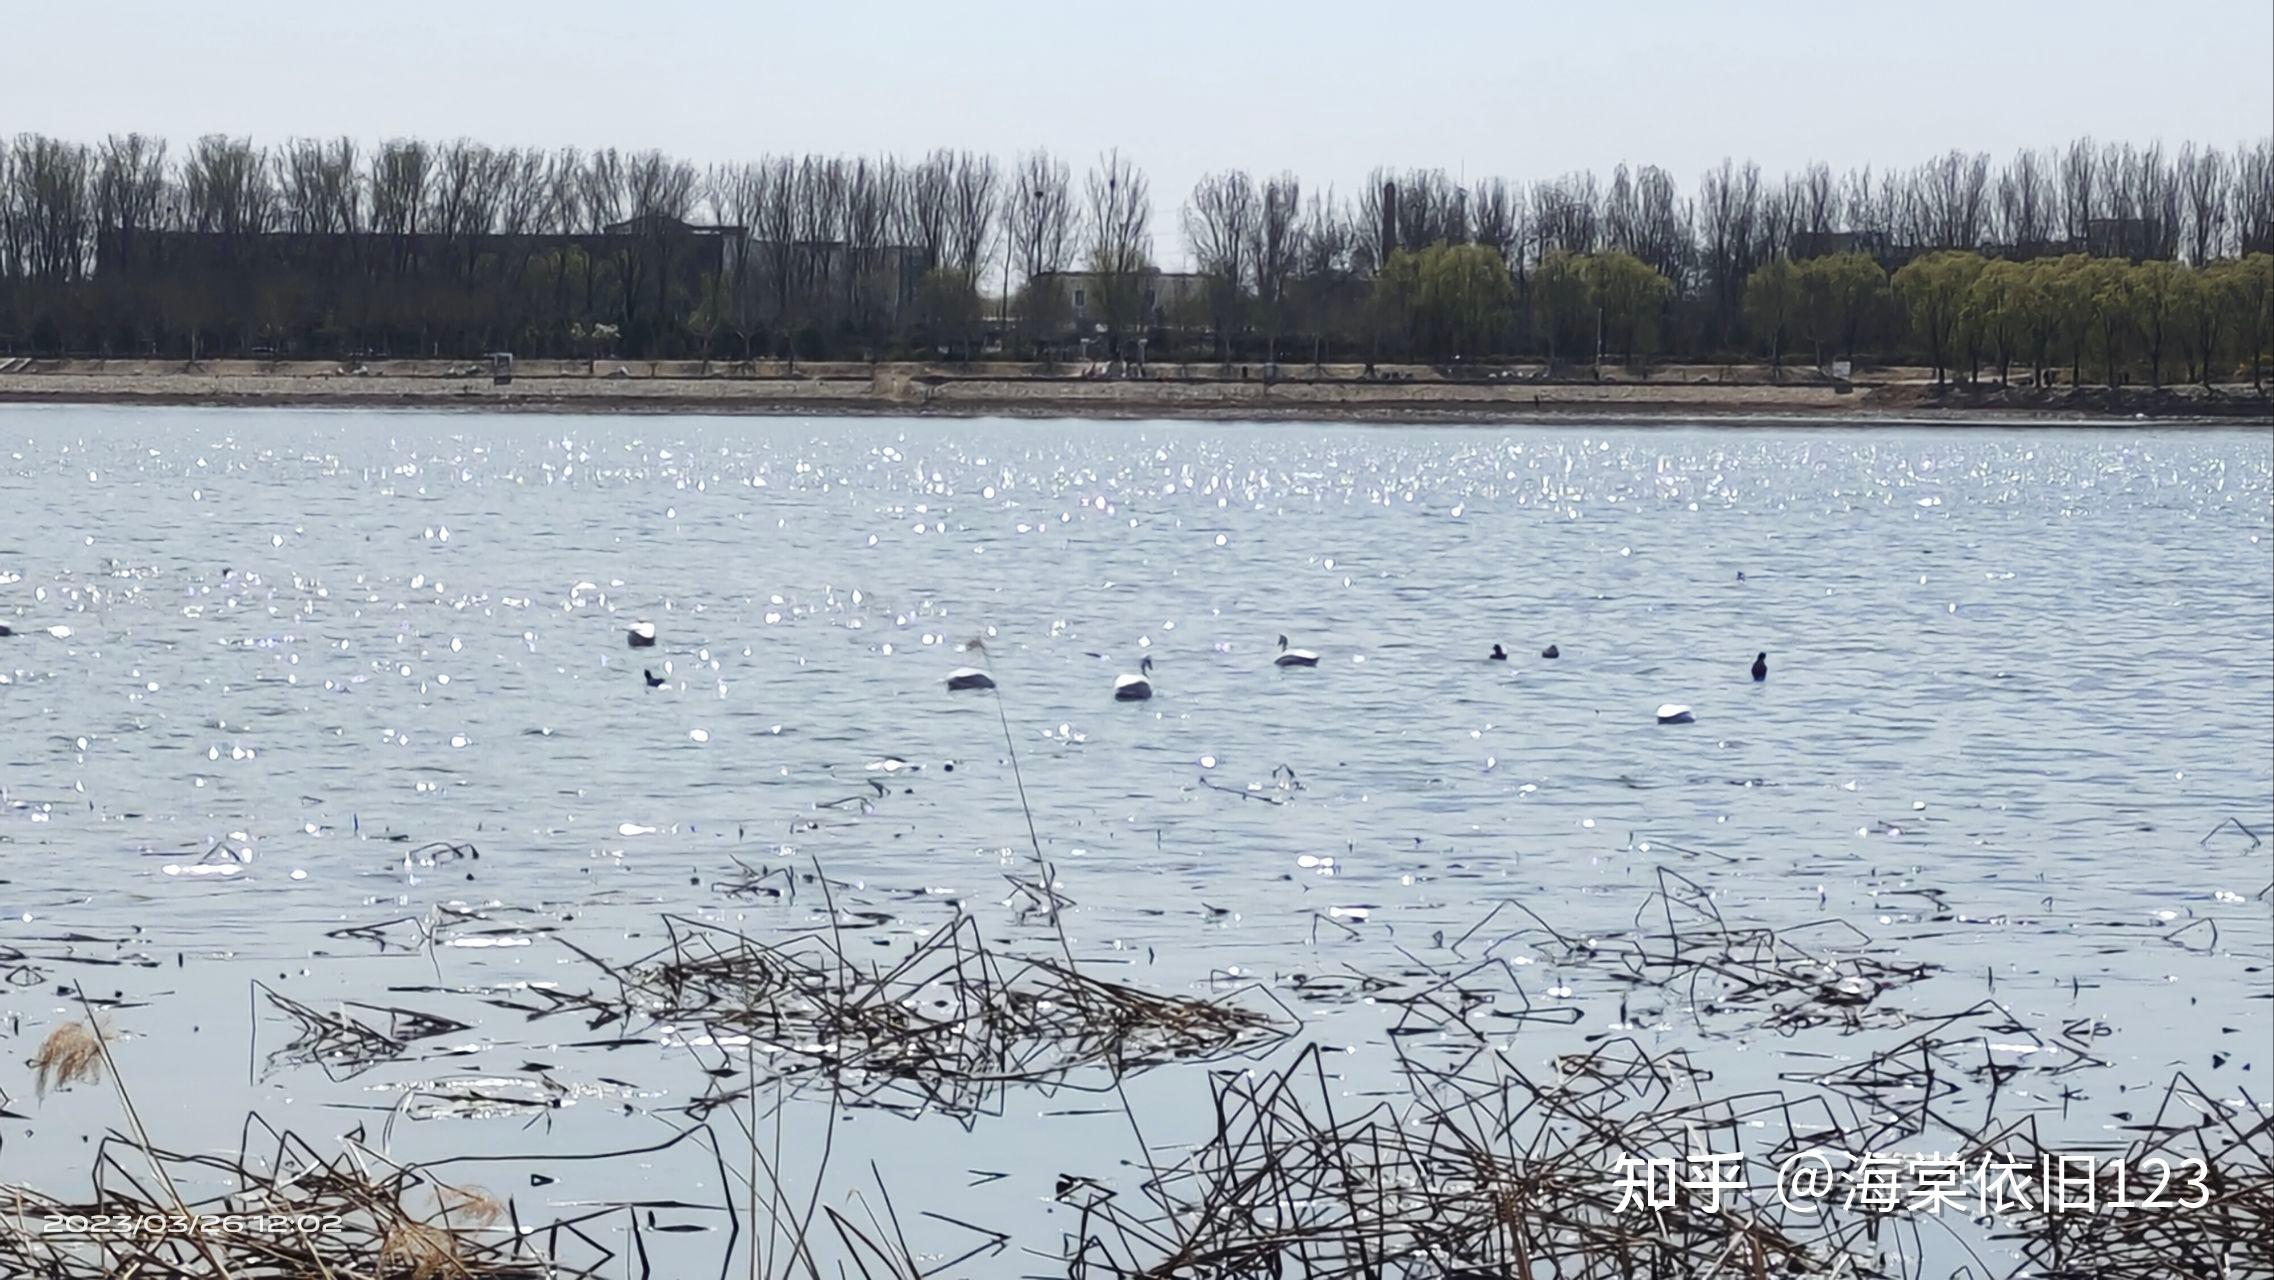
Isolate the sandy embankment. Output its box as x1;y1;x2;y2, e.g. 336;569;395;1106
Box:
0;358;2262;422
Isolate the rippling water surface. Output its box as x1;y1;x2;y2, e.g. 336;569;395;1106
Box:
1;406;2268;1274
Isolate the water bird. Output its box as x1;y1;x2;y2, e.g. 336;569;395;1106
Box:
627;621;657;648
1274;635;1320;668
643;668;665;689
1656;703;1695;724
0;624;11;637
946;667;996;691
1751;651;1769;681
1541;644;1560;659
1489;644;1508;661
1114;656;1154;701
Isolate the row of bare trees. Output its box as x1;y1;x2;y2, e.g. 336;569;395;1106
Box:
1;131;2267;364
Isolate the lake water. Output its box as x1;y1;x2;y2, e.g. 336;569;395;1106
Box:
1;406;2268;1277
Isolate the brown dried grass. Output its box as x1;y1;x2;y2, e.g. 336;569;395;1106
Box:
30;1021;105;1096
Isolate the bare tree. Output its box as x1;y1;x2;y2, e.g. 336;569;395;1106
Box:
1841;166;1890;244
1697;158;1760;343
1470;177;1515;259
95;134;169;263
183;135;275;240
1355;170;1393;275
2234;138;2273;255
711;160;767;357
494;149;548;235
1005;148;1075;347
945;151;999;278
1994;148;2052;252
2177;143;2229;264
431;140;506;284
1398;170;1465;250
371;139;433;237
1606;165;1690;284
794;154;845;332
4;135;93;283
277;137;358;235
1085;149;1152;361
1916;150;1989;249
1757;175;1800;262
2137;142;2182;260
1183;169;1257;361
1797;162;1840;244
621;149;699;338
532;148;585;349
1251;174;1303;364
1532;172;1601;257
1294;189;1355;365
899;151;952;273
841;156;899;341
1006;149;1075;287
2059;138;2099;246
751;155;802;358
574;148;625;232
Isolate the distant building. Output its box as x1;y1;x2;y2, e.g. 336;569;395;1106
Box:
1978;237;2088;261
1791;230;1880;261
2083;218;2152;261
96;215;747;298
738;240;930;312
1023;269;1207;338
1790;230;1915;264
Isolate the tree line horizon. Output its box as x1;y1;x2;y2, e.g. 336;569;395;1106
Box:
1;131;2268;388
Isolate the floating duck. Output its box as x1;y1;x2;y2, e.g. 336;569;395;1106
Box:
1751;652;1768;681
1274;635;1320;668
643;668;666;688
1656;703;1694;724
627;621;658;649
1489;644;1508;661
1541;644;1559;659
946;667;996;691
1114;656;1155;701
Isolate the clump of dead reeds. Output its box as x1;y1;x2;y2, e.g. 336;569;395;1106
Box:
31;1020;105;1096
553;910;1293;1119
0;1120;631;1278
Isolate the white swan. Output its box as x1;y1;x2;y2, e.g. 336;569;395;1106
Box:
946;667;996;691
1274;634;1320;668
1114;656;1154;701
627;621;658;648
1656;703;1694;724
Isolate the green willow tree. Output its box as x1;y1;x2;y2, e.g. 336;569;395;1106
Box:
1366;242;1518;361
2209;253;2273;388
1893;251;1985;388
1797;253;1886;368
1743;258;1801;374
1966;259;2029;386
2128;259;2188;389
1583;251;1671;365
2045;256;2097;386
1530;251;1590;367
2080;258;2134;388
1415;243;1514;359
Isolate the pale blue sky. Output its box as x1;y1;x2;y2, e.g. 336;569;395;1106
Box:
7;0;2268;263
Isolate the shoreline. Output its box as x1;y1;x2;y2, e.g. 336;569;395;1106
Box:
5;391;2261;429
1;362;2264;425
